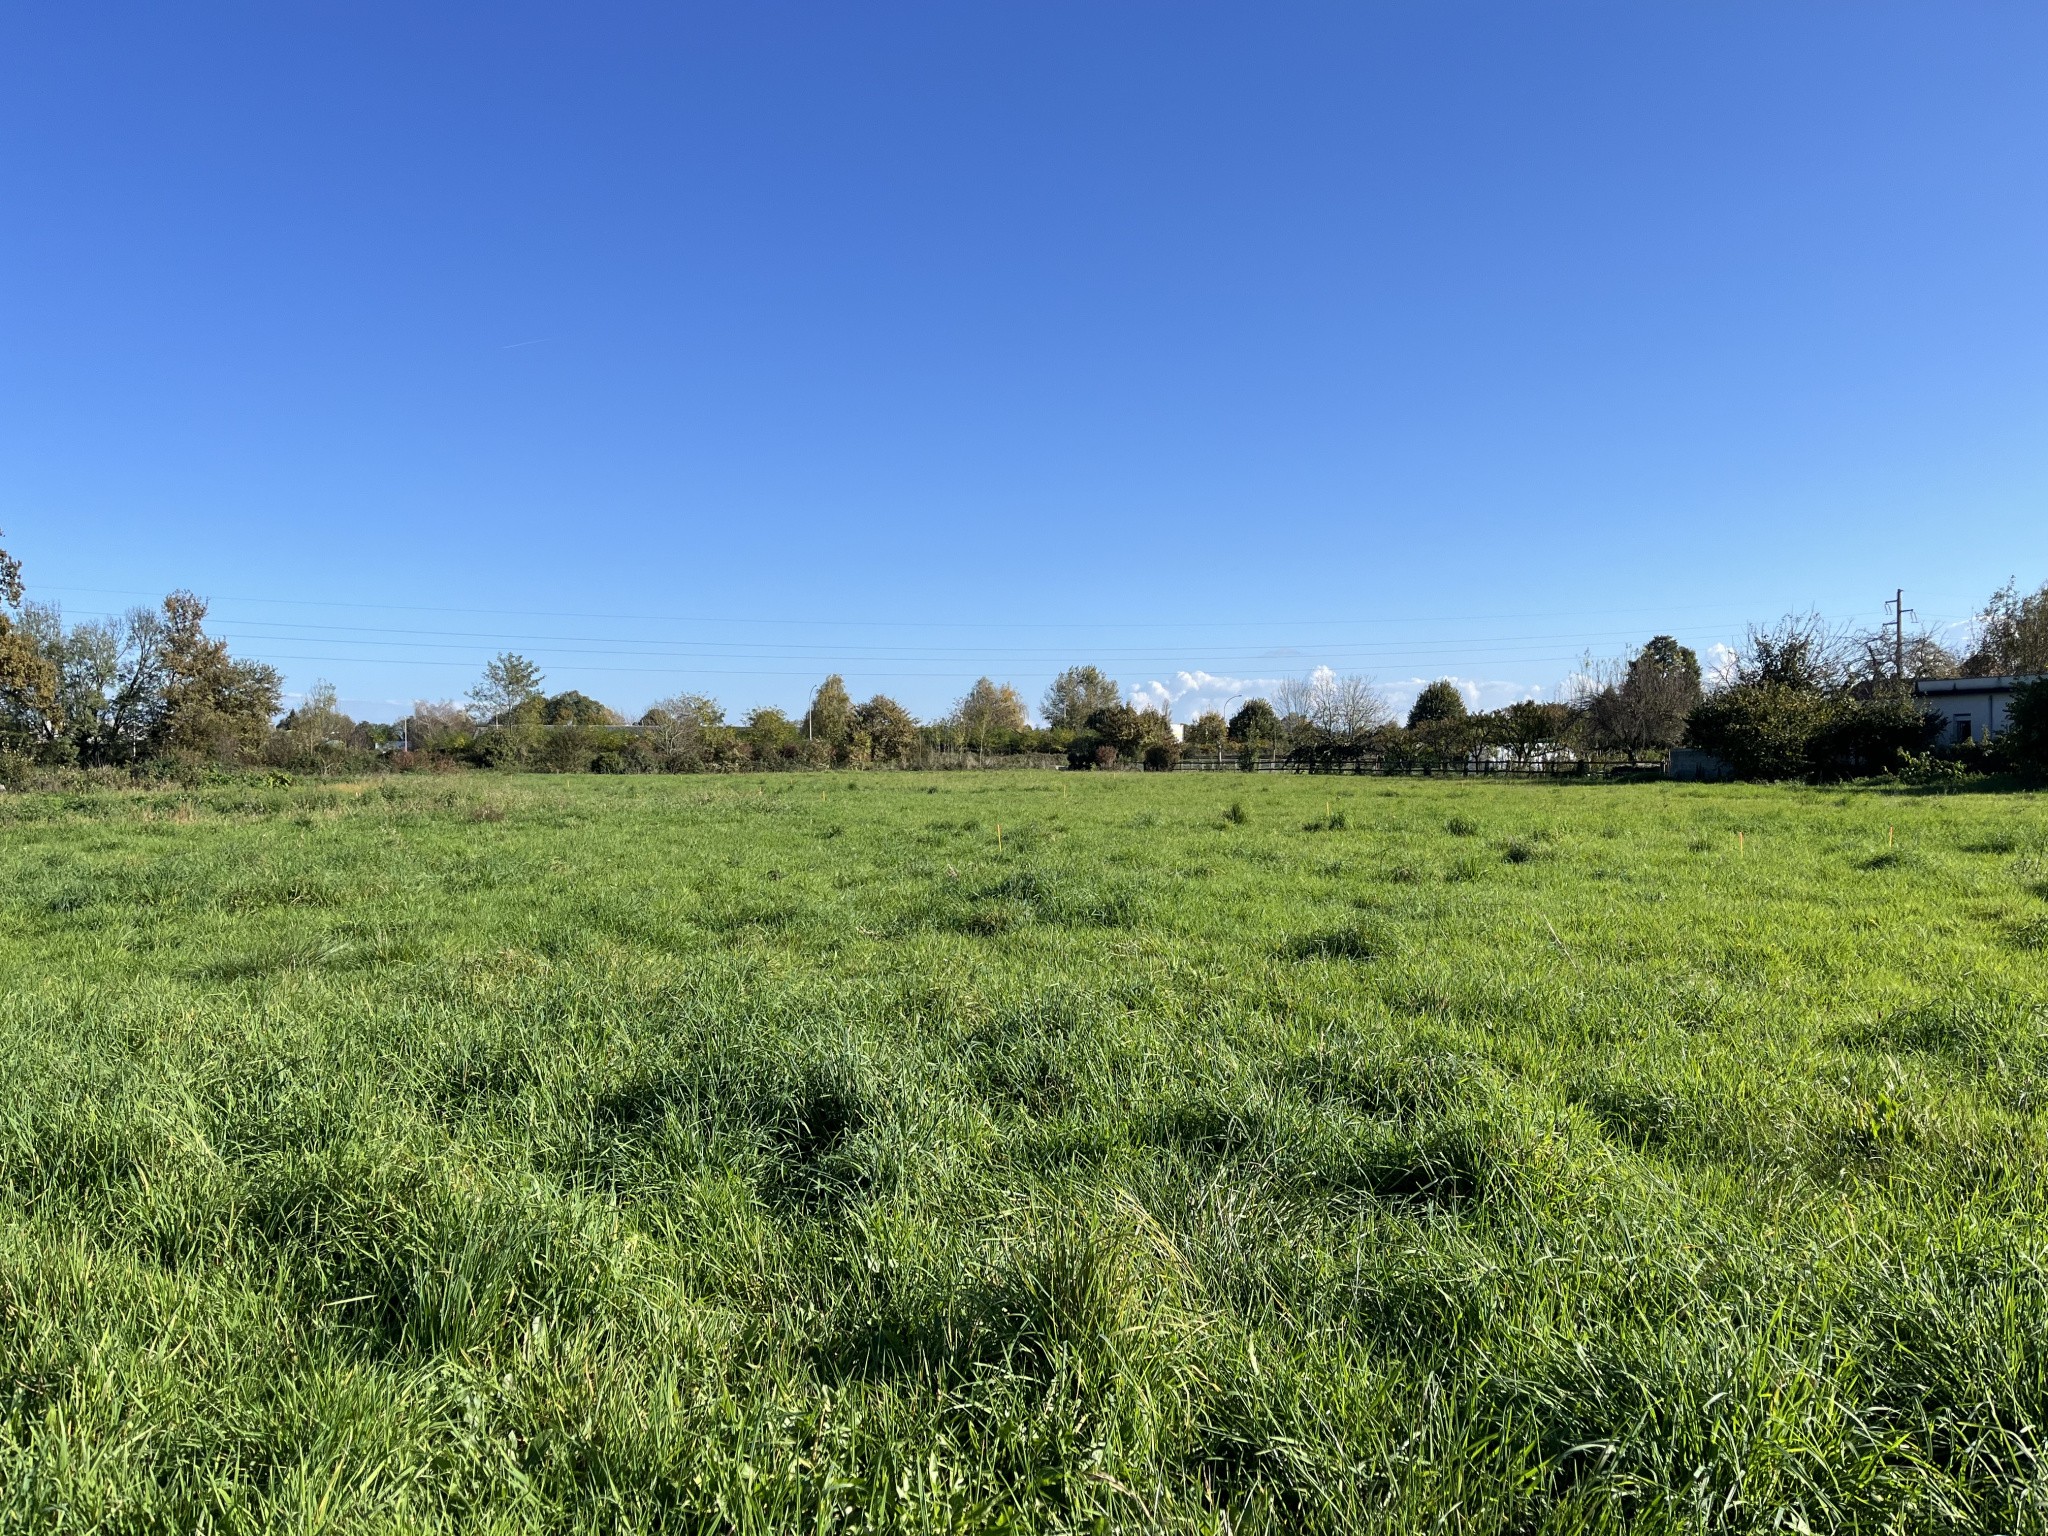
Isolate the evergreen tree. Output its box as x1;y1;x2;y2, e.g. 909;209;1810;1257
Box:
1407;680;1468;728
1227;699;1279;744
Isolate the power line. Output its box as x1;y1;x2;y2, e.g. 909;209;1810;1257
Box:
34;583;1787;634
162;650;1638;680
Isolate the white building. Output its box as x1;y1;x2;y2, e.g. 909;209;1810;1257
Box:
1913;675;2036;745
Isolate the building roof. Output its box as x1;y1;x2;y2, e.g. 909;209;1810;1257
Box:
1912;674;2041;697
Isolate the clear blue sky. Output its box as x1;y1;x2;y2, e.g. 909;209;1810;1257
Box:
4;3;2045;723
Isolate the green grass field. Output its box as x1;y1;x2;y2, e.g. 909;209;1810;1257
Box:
3;772;2047;1533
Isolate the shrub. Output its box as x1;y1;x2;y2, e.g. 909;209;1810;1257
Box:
1686;686;1939;780
1890;753;1971;789
2002;678;2048;781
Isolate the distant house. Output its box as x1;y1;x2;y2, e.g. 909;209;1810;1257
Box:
1913;675;2036;745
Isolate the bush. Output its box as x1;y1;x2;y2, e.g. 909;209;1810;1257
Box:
532;727;606;774
471;730;528;769
1142;743;1180;772
2002;679;2048;780
1686;686;1940;781
1808;692;1943;777
1889;753;1971;789
1084;704;1153;759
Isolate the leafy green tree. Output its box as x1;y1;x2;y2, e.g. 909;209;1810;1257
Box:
1582;637;1702;763
1042;666;1121;732
1964;577;2048;676
1637;635;1701;686
541;691;620;726
269;681;356;766
805;675;855;750
1485;699;1573;762
151;592;282;762
468;653;545;724
1083;703;1149;759
85;609;172;765
1227;699;1279;744
743;706;801;760
0;533;62;750
953;678;1028;750
854;694;920;763
1407;680;1468;728
1185;711;1227;749
1138;705;1177;750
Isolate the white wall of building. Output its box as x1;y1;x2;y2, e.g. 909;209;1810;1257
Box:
1913;677;2031;744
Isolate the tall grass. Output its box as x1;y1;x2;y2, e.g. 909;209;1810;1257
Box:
1;772;2045;1530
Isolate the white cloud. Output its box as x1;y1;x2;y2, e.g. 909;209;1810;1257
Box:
1384;675;1550;717
1128;665;1559;722
1127;669;1290;719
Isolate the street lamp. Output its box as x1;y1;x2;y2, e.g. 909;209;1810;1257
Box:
1218;694;1243;767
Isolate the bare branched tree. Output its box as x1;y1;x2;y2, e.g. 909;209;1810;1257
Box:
405;700;474;747
1733;614;1848;692
640;693;724;755
1278;671;1391;746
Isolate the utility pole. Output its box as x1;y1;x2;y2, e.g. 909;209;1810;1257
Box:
1886;589;1916;680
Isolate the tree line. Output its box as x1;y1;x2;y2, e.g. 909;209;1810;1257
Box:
2;530;2042;783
